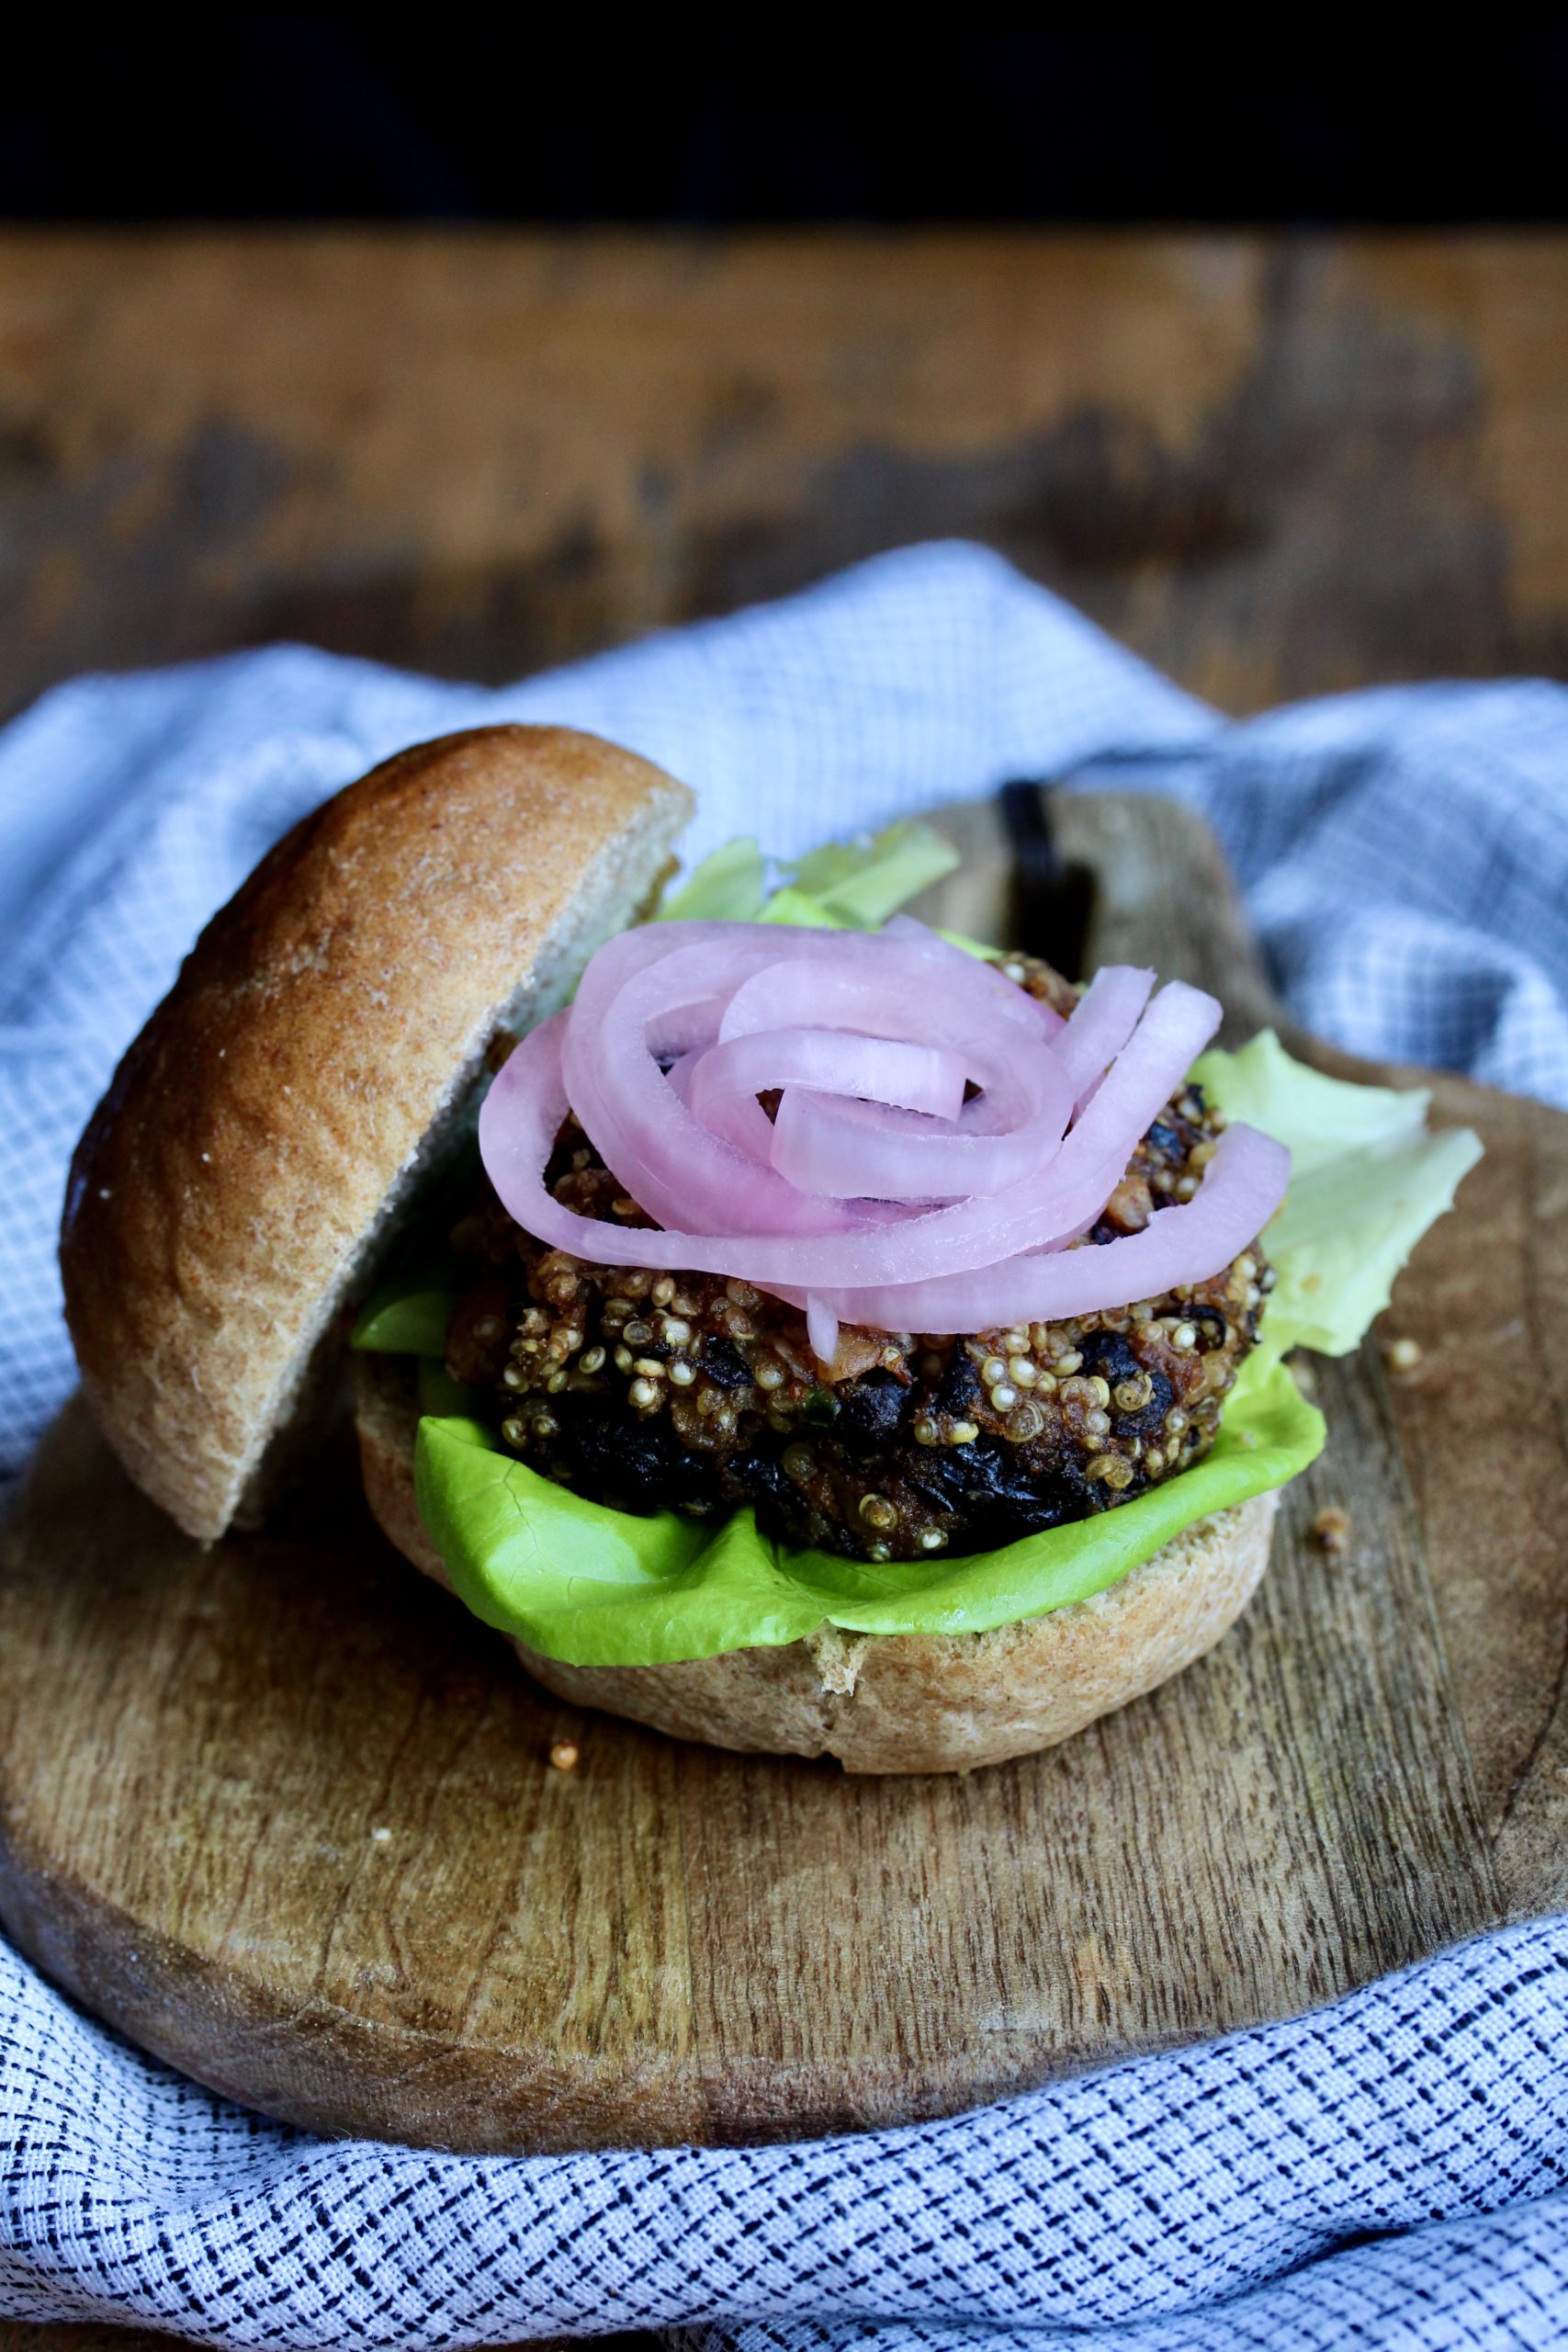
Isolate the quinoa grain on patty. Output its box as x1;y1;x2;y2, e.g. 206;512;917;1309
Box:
443;954;1273;1563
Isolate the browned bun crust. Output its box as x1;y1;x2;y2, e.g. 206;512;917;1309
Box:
62;725;693;1542
355;1354;1278;1776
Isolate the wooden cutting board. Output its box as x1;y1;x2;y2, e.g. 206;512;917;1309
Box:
1;791;1563;2156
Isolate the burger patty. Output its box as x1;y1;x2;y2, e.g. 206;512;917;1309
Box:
443;954;1274;1563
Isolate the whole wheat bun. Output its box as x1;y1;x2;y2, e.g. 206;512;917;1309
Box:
355;1353;1279;1775
61;725;694;1542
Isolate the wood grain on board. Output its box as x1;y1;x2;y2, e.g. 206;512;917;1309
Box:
2;792;1555;2161
2;232;1568;726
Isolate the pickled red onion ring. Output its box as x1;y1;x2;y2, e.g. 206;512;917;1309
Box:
806;1295;840;1371
881;914;1068;1039
1053;964;1156;1102
476;919;1289;1367
778;1125;1290;1334
691;1029;968;1130
769;1057;1072;1201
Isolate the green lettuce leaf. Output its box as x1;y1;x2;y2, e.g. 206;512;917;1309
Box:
417;1349;1322;1667
1193;1030;1483;1357
780;822;961;926
351;1282;462;1356
418;1361;490;1417
656;821;960;931
653;835;769;923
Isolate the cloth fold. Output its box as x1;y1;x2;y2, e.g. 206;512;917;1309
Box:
3;543;1567;2347
4;1923;1567;2348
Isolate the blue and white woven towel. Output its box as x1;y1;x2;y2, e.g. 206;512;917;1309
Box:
3;543;1567;2349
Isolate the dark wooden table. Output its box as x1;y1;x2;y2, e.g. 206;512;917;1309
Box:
3;231;1567;728
3;228;1565;2351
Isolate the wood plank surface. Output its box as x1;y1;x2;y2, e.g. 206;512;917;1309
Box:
0;790;1540;2161
1;232;1567;729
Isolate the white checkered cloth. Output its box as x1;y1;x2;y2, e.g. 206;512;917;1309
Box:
2;543;1566;2348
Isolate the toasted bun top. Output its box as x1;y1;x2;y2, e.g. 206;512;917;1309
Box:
61;724;693;1541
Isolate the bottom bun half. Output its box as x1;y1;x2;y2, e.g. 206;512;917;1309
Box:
355;1356;1278;1775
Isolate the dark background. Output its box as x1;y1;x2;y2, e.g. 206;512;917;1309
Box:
6;24;1568;223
